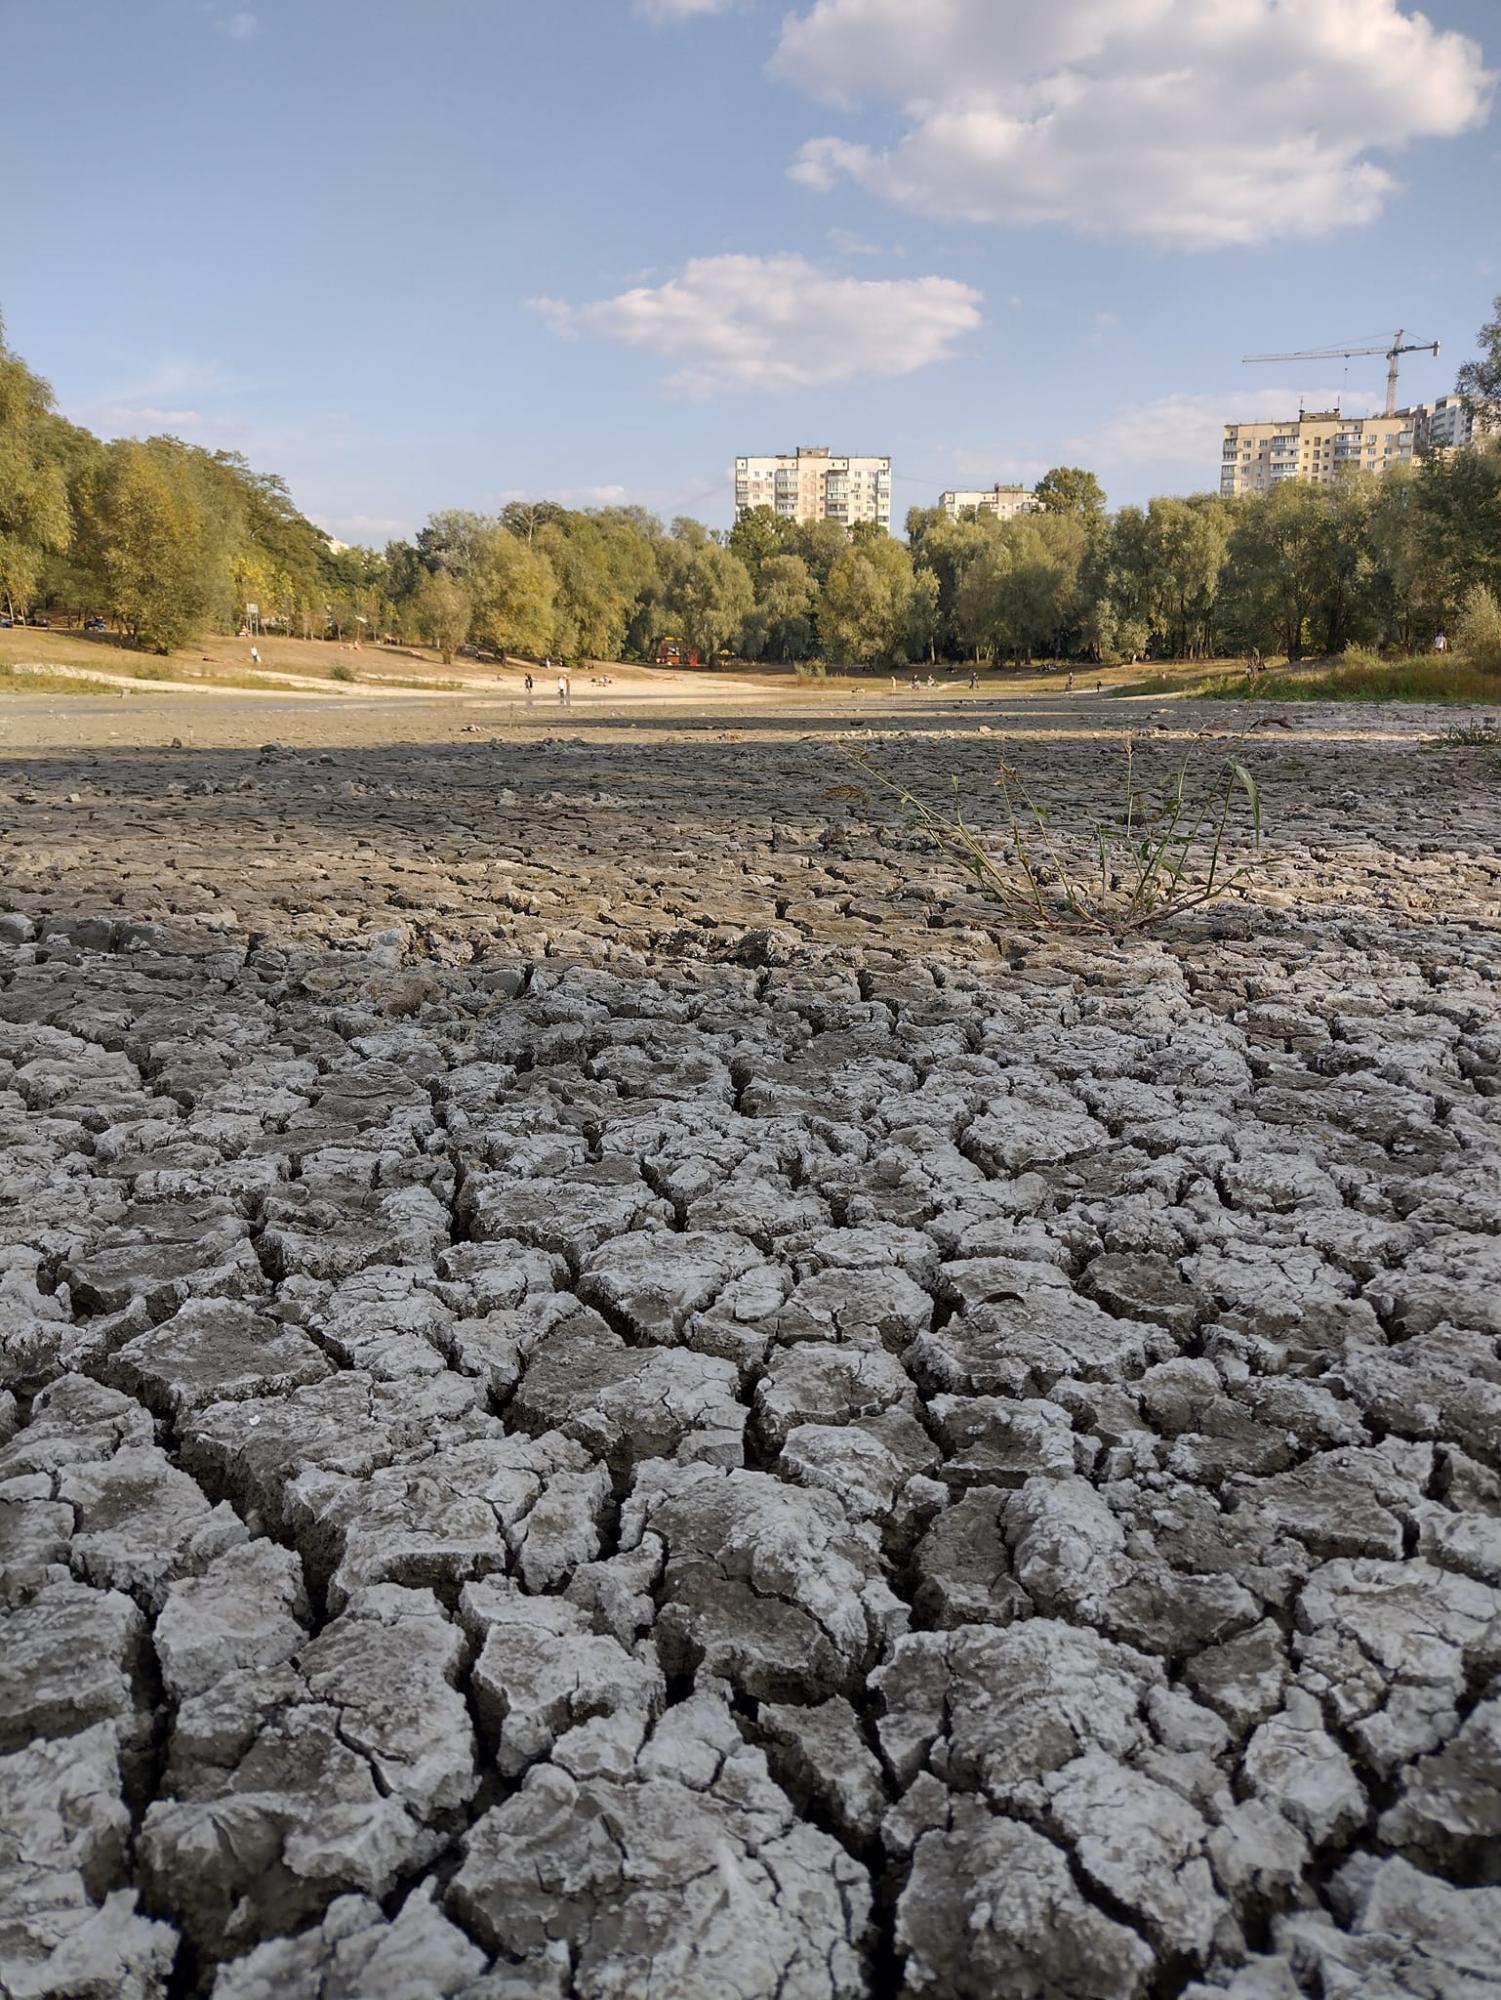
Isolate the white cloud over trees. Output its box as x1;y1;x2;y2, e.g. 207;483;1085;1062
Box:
532;254;981;397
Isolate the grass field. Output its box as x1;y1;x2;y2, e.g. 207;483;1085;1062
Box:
1196;656;1501;704
0;661;120;696
0;625;490;691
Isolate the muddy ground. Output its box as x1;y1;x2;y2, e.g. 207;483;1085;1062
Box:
2;685;1500;1999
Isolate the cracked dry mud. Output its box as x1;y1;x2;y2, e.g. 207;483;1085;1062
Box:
3;697;1501;1999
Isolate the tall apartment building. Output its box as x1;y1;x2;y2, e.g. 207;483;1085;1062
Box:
1219;409;1418;496
735;447;892;530
1417;394;1494;452
938;484;1041;522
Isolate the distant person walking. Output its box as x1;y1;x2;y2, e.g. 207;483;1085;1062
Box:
523;672;534;704
1066;673;1074;692
1434;631;1448;654
249;645;260;666
969;669;978;689
557;671;568;705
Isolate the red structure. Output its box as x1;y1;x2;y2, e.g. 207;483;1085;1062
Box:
656;636;700;667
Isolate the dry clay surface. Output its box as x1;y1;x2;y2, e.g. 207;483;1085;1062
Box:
3;697;1501;1999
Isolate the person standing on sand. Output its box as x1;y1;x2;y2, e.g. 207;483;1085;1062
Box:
969;670;978;689
249;646;260;666
557;671;567;705
524;672;533;704
1066;673;1074;692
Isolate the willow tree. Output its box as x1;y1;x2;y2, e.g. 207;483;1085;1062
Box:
0;318;72;616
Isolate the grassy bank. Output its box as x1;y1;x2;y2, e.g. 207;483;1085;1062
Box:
0;662;120;696
1197;657;1501;704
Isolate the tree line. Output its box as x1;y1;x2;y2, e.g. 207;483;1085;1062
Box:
2;301;1498;665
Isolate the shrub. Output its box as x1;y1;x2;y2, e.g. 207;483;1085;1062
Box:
328;661;356;682
1455;585;1501;672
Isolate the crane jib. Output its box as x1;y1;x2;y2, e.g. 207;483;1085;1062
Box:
1239;330;1441;416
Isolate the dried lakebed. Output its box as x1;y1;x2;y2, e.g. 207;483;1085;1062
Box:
2;704;1501;1999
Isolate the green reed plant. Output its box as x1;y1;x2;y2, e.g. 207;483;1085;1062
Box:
846;730;1262;934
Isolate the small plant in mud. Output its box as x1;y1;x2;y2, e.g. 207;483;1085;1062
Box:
845;731;1262;934
328;661;358;683
1426;720;1501;749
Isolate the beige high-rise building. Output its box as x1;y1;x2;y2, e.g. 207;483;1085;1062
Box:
1416;394;1494;452
938;484;1042;522
1219;409;1418;496
735;447;892;530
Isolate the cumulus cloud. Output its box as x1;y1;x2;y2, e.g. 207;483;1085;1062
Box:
776;0;1494;248
1066;386;1372;478
531;253;981;398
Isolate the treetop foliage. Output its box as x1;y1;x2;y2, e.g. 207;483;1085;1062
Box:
3;299;1499;666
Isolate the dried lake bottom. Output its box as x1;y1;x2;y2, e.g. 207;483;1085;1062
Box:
3;688;1501;2000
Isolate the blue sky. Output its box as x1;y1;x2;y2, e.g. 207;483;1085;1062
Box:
6;0;1498;541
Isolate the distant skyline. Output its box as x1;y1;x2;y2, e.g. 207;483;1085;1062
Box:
6;0;1498;541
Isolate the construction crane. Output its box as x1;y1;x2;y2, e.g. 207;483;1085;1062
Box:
1241;329;1440;416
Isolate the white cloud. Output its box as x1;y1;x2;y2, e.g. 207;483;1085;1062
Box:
339;514;407;538
218;10;257;38
634;0;728;21
828;226;900;258
1066;385;1375;478
78;358;241;439
97;406;204;435
776;0;1494;248
531;252;981;398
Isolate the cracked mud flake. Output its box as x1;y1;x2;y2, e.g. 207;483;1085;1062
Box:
3;705;1501;1996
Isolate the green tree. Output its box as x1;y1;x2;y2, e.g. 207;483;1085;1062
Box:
907;566;941;663
471;528;556;658
1456;293;1501;419
822;537;915;667
1144;496;1231;658
85;440;219;651
1221;481;1328;659
0;322;72;616
1034;466;1106;517
743;552;817;661
1366;465;1444;650
792;517;851;588
991;522;1069;660
728;505;798;582
499;499;566;545
907;509;1002;658
416;509;497;578
1454;582;1501;670
1309;474;1378;656
1415;438;1501;615
665;541;754;661
415;569;471;664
